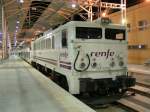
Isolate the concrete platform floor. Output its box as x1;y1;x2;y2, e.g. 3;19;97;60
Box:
0;56;95;112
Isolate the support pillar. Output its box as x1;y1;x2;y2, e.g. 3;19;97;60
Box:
2;4;8;59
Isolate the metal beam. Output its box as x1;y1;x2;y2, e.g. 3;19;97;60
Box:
0;0;4;5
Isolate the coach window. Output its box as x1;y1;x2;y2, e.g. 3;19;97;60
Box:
52;36;55;49
62;29;68;48
39;41;41;49
49;38;51;49
41;40;43;49
40;41;42;49
42;40;45;49
35;43;36;50
37;42;39;49
33;43;35;50
37;42;38;49
46;38;51;49
35;42;37;49
105;28;125;40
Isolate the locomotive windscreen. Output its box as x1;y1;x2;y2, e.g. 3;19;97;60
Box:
76;27;102;39
105;28;126;40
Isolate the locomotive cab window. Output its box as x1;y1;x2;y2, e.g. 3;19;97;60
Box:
105;28;125;40
76;27;102;39
62;29;68;48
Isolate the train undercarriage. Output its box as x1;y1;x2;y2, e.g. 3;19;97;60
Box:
80;76;135;95
32;61;136;105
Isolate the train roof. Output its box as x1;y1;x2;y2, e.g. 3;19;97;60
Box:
34;20;126;41
62;21;126;29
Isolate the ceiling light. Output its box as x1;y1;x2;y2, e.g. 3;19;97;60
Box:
139;45;142;49
122;19;127;25
31;7;37;11
102;12;106;17
71;4;76;8
17;21;20;24
19;0;24;3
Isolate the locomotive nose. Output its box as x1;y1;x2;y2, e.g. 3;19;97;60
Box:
74;50;91;72
73;42;126;72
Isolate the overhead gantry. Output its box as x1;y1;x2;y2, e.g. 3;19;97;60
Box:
76;0;127;24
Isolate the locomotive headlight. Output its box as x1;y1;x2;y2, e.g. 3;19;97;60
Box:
110;61;115;67
91;62;97;68
80;62;86;69
119;61;124;67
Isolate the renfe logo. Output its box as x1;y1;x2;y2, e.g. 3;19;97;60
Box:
91;49;115;59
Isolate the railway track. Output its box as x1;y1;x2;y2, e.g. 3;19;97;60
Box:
95;80;150;112
93;100;138;112
136;82;150;88
95;103;136;112
129;84;150;97
116;81;150;112
117;93;150;112
114;70;149;111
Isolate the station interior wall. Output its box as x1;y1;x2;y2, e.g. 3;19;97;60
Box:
110;2;150;64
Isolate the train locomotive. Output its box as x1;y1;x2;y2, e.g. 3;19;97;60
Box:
19;19;135;101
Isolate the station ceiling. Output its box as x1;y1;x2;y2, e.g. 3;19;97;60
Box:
0;0;145;47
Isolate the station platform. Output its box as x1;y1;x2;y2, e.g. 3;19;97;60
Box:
0;56;95;112
128;64;150;86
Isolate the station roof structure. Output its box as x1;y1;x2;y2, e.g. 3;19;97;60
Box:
0;0;145;47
